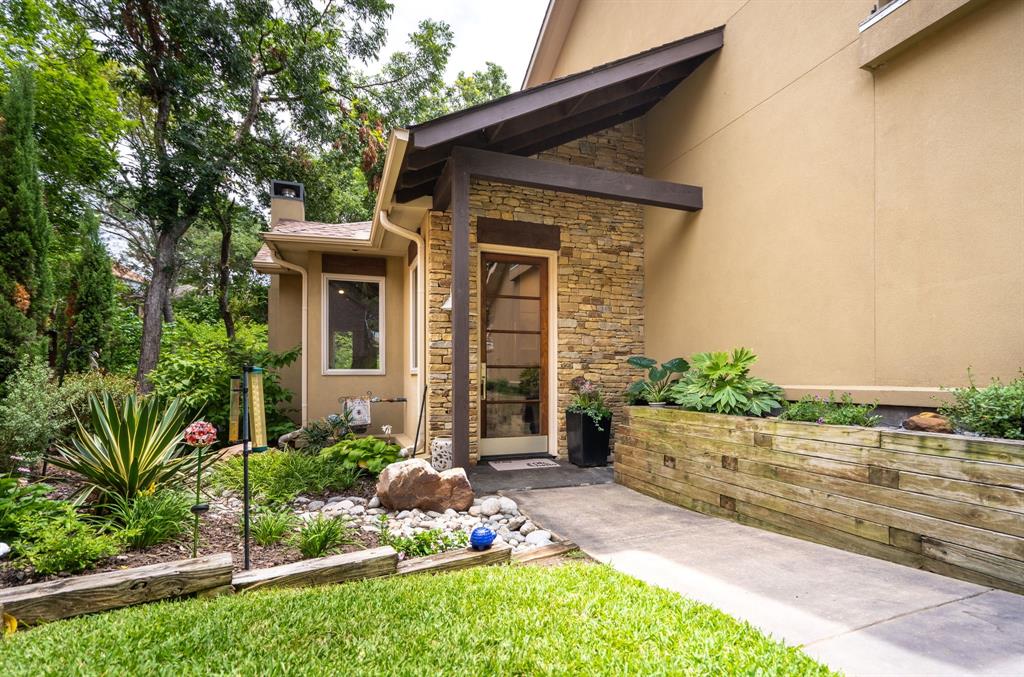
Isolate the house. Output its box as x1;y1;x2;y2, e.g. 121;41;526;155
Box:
254;0;1023;468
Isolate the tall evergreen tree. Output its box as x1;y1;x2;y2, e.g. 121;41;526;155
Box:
0;65;50;381
58;213;114;376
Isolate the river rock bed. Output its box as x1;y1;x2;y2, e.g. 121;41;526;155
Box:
291;493;554;555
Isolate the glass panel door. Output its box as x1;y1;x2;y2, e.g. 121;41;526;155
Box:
479;253;548;456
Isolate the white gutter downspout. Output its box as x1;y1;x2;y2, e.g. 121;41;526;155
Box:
266;242;309;426
379;209;426;452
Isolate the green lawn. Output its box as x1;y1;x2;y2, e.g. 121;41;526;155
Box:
0;563;833;676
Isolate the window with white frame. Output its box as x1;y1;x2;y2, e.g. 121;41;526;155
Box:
409;262;419;373
322;274;384;374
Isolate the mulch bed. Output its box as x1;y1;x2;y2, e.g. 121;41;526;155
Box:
0;473;382;589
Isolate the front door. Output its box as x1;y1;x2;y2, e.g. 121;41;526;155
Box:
479;253;548;457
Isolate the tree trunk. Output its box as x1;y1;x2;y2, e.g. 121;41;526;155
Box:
137;232;177;391
218;215;235;340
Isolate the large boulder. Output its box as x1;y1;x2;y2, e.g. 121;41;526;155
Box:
903;412;954;434
376;459;474;512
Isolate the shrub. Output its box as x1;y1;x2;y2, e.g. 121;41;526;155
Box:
780;393;881;427
107;491;193;549
0;475;62;544
147;320;299;443
210;450;360;505
248;509;298;546
0;358;67;471
291;514;357;558
321;436;401;475
14;504;120;575
670;348;784;417
939;372;1024;440
377;516;468;558
57;371;137;437
51;394;202;499
625;356;689;404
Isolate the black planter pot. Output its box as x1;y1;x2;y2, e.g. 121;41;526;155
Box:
566;411;612;467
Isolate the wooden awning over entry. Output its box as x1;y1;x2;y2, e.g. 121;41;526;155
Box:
394;25;724;204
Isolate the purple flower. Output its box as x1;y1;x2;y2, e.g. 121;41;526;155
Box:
816;417;825;424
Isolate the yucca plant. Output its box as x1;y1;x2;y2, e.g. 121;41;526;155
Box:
51;394;204;499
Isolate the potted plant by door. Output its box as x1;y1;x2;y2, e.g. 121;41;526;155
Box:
566;377;612;467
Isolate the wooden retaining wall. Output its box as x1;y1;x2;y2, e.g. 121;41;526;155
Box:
614;407;1024;594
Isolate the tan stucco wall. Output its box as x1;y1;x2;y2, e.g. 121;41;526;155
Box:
304;253;407;433
547;0;1023;403
267;271;303;423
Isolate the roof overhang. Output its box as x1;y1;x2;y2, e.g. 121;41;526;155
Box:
522;0;580;89
392;25;724;205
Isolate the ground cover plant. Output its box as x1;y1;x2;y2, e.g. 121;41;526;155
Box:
940;372;1024;440
377;515;468;558
106;491;192;549
210;449;360;505
248;509;298;547
780;392;882;427
0;563;834;676
321;436;401;474
13;504;119;575
291;514;358;558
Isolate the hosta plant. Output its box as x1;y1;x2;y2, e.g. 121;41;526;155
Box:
321;436;401;474
51;394;205;499
624;356;689;404
670;348;784;417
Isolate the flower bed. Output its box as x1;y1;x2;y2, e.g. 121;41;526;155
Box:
615;406;1024;594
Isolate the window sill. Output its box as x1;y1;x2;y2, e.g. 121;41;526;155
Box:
858;0;989;70
322;369;386;377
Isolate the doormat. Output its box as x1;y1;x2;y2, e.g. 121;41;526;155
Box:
488;458;559;471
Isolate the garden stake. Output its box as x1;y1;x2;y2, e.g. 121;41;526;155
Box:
184;421;217;558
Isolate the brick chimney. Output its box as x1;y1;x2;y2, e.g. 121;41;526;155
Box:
270;180;305;225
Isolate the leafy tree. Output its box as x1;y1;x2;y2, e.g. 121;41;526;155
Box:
446;62;511;111
57;213;115;376
73;0;395;388
0;0;123;231
0;65;50;382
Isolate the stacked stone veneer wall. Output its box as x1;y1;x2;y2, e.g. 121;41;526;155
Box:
616;406;1024;594
424;121;646;461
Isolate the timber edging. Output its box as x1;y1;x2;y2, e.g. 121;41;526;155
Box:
615;406;1024;594
0;541;522;627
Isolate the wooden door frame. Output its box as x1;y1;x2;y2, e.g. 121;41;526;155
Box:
479;251;551;453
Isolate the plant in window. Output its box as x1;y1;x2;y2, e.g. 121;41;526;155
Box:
624;356;689;405
779;393;881;427
669;348;783;417
939;371;1024;440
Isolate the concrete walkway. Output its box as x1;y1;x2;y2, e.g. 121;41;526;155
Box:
507;484;1024;676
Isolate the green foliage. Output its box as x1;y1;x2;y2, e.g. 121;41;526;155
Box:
14;504;119;575
780;393;882;427
321;437;400;475
210;450;359;506
293;412;353;454
50;394;199;499
56;370;137;437
625;356;689;404
567;376;612;431
939;372;1024;440
249;509;298;547
56;215;116;375
377;516;468;559
0;358;66;470
0;0;124;230
0;475;61;544
103;294;144;377
107;491;192;549
0;66;50;381
291;514;357;559
0;564;836;676
148;320;299;442
670;348;784;417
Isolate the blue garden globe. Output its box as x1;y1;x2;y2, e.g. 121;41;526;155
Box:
470;526;496;551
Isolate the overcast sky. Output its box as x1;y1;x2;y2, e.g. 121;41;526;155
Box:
374;1;550;90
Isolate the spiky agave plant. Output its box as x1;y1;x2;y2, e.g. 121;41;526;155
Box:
52;394;205;499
